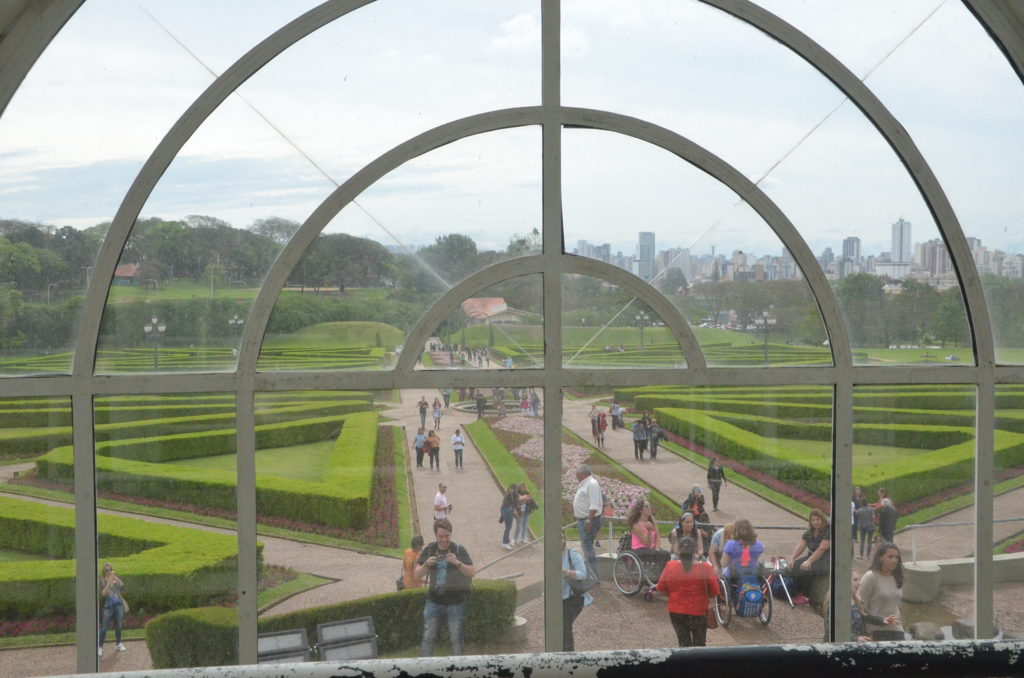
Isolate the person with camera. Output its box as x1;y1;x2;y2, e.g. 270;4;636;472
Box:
97;562;127;657
415;518;475;656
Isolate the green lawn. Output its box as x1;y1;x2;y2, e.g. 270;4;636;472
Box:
783;438;932;465
166;439;335;481
107;280;261;302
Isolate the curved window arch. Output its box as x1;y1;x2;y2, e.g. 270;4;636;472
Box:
2;1;1022;672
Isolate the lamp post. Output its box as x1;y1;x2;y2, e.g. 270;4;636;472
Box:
756;310;776;364
635;311;649;349
143;316;166;369
228;314;244;336
46;282;58;306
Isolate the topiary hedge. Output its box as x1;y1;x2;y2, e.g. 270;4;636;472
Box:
146;579;517;669
36;411;380;528
0;496;251;619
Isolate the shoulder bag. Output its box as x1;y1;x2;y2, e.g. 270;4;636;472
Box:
567;548;598;595
703;563;718;629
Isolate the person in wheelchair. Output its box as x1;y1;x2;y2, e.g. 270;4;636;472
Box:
719;519;765;590
626;499;671;574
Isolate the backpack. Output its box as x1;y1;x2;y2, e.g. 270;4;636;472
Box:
736;573;764;617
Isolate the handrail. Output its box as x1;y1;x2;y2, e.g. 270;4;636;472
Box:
905;516;1024;563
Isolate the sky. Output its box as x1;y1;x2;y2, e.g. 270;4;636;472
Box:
1;0;1023;260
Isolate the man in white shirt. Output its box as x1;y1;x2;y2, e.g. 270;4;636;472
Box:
451;429;465;469
434;483;451;520
573;464;603;578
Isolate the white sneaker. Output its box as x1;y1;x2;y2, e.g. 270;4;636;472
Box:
116;643;127;652
503;543;514;550
98;647;103;657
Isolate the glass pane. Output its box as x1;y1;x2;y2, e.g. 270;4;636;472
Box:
261;128;541;372
562;274;685;369
0;397;76;676
417;275;542;372
95;393;239;669
0;223;104;376
562;384;831;649
254;387;543;656
994;386;1024;635
852;385;975;642
562;128;829;367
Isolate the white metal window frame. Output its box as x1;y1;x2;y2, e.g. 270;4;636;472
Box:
2;0;1021;672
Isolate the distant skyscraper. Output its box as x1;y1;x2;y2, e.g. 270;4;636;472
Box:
842;236;861;262
892;217;912;263
637;232;655;281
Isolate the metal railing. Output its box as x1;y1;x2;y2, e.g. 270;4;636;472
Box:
904;516;1024;563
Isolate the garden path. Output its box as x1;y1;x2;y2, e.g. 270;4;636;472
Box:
379;383;544;594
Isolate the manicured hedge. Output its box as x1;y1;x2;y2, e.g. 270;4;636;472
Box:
656;406;1024;506
0;496;251;619
36;411;380;528
146;579;517;669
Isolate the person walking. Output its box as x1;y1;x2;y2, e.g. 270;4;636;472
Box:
416;396;429;428
573;464;603;577
632;420;648;460
413;427;426;469
475;391;487;419
610;401;623;430
647;420;660;459
433;483;451;521
97;562;127;657
426;430;441;470
855;499;875;559
514;483;536;545
432;397;443;430
402;535;426;590
859;543;905;641
877;498;898;544
442;386;452;408
415;518;475;656
500;484;519;549
656;537;719;647
530;390;541;417
450;429;465;469
706;458;728;512
562;530;593;651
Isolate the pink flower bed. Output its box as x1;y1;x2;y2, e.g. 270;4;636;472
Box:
492;417;650;518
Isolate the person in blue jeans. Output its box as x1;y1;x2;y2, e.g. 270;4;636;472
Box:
573;464;604;577
97;562;127;657
500;484;518;549
415;518;475;656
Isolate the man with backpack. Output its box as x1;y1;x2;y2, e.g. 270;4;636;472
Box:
415;518;475;656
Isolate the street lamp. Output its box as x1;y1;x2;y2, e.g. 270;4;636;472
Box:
143;316;166;369
635;311;649;349
228;314;244;335
756;310;776;364
46;282;58;306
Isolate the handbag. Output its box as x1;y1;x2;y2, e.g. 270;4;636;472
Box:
567;549;598;595
121;597;130;614
396;562;405;591
703;565;718;630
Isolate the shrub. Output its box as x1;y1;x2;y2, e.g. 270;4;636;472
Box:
0;496;249;619
146;579;516;668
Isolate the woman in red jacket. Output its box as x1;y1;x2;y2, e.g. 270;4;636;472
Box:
656;536;720;647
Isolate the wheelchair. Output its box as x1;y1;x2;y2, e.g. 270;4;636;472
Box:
714;564;772;627
612;532;668;600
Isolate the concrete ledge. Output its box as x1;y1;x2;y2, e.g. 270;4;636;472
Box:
903;562;941;603
904;552;1024;597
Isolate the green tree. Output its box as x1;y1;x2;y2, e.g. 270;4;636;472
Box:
932;289;971;347
657;268;688;296
835;273;886;347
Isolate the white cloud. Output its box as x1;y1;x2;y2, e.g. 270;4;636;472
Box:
486;14;540;54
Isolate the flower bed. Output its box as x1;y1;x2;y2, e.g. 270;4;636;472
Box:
490;416;656;521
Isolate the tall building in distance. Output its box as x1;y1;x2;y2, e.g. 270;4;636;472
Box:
636;231;655;281
842;236;861;262
892;217;912;263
